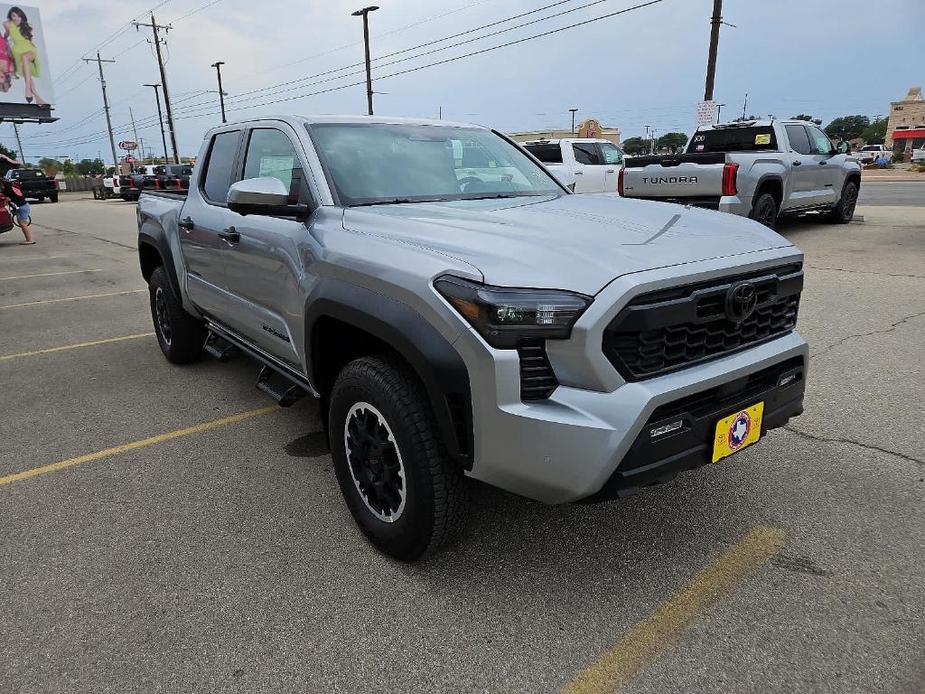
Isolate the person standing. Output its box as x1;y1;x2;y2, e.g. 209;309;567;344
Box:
0;152;34;244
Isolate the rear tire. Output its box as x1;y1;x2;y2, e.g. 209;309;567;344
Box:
827;180;858;224
329;355;469;561
749;192;779;229
49;193;58;203
148;265;205;364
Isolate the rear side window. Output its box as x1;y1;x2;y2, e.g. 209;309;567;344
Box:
572;143;603;165
523;143;562;163
785;125;812;155
202;130;241;203
687;126;778;153
243;128;311;204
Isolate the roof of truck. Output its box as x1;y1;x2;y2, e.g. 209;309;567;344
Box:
214;114;485;130
702;119;820;131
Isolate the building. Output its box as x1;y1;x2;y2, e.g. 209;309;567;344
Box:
885;86;925;155
509;119;621;145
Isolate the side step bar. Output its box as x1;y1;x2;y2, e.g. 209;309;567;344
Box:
256;365;306;407
203;333;238;361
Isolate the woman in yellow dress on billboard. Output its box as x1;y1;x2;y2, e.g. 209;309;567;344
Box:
3;7;47;107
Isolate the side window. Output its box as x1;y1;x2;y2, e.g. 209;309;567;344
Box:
243;128;310;204
202;130;241;203
785;125;813;155
572;143;602;165
807;126;834;155
599;142;624;165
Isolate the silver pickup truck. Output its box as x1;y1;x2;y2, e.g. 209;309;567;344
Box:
620;120;861;228
137;115;808;560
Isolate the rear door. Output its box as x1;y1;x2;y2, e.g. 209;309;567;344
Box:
179;128;243;317
220;124;315;365
806;125;840;205
598;142;623;193
571;142;606;192
783;124;819;208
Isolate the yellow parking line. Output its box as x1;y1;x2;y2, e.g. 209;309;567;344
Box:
0;289;146;310
0;268;103;281
0;333;155;362
563;525;785;694
0;406;279;487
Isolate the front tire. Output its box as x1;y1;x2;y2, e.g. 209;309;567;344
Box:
49;193;58;203
148;265;205;364
827;180;858;224
749;192;779;229
329;355;469;561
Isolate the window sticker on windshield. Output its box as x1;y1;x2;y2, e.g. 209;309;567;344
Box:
755;134;771;145
695;144;704;151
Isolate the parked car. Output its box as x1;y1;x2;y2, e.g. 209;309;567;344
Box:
521;138;624;193
620;119;861;228
0;191;15;232
911;145;925;163
118;165;159;201
137;116;808;561
153;164;193;191
3;168;57;202
857;144;892;165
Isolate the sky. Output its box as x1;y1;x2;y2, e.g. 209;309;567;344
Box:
7;0;925;163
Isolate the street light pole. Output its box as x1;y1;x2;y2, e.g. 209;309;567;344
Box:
569;107;578;135
144;83;170;165
211;61;227;124
351;6;379;116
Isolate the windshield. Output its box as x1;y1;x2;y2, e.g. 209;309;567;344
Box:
686;126;778;153
309;123;563;206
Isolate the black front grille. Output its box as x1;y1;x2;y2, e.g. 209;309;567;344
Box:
604;265;802;381
518;342;558;400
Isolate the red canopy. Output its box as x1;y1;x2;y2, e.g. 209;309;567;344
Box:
892;128;925;139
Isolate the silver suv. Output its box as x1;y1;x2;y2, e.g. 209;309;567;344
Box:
137;116;808;560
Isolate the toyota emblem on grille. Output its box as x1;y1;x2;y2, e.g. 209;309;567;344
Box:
725;282;758;322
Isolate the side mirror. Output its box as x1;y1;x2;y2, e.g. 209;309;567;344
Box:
227;176;290;214
837;142;849;154
549;167;576;192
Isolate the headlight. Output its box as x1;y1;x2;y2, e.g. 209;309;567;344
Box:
434;275;592;349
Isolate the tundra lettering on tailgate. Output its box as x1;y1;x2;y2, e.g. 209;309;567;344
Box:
641;176;699;184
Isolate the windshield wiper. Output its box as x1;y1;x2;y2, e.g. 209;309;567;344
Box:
352;197;448;207
461;193;549;201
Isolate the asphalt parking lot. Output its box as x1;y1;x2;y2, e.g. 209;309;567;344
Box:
1;189;923;693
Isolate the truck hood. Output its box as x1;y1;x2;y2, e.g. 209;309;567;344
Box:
342;194;795;295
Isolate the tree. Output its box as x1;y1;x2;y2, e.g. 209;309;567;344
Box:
733;114;760;122
62;159;76;175
0;142;18;161
791;114;823;125
860;117;888;145
622;136;648;155
657;132;688;153
75;158;105;175
38;157;62;175
824;115;870;142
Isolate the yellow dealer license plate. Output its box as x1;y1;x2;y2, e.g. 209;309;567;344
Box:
712;402;764;463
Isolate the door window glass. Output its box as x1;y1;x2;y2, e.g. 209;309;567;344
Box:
572;143;602;165
807;126;834;155
785;125;813;155
202;130;241;203
599;142;624;165
243;128;310;204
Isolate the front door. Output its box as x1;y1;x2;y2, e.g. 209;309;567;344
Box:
598;142;624;193
220;126;316;367
806;125;841;206
180;128;242;317
571;142;606;193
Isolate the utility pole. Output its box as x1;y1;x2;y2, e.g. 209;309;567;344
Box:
144;83;170;165
134;14;179;163
569;107;578;134
210;61;227;123
83;52;119;170
351;6;379;116
438;105;442;119
703;0;722;102
12;122;24;163
741;92;748;120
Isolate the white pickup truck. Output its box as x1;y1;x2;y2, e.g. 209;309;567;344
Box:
856;144;892;165
521;138;624;193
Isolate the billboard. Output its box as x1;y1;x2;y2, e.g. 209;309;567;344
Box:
0;4;54;121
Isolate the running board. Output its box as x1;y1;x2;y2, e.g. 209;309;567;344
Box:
203;332;238;361
256;364;307;407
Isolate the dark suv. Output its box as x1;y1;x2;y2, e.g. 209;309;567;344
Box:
4;168;58;202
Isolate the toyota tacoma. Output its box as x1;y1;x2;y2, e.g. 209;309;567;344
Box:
137;116;808;560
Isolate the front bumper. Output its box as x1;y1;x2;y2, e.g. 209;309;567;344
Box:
464;331;807;504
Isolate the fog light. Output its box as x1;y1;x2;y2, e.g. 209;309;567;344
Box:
650;419;683;438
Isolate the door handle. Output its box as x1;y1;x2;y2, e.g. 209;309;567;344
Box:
792;161;802;166
218;226;240;245
178;216;195;231
573;171;584;175
605;169;615;173
818;160;827;165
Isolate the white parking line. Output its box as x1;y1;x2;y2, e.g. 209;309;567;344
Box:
0;269;103;281
0;254;70;263
0;289;146;310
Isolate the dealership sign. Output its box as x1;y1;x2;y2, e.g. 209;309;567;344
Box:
119;140;138;151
